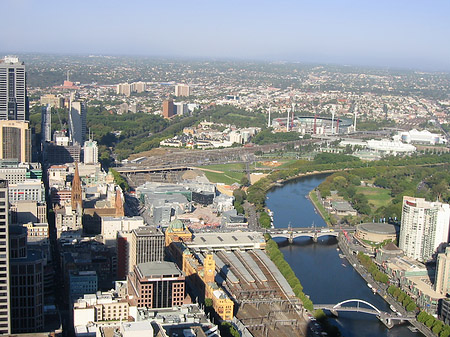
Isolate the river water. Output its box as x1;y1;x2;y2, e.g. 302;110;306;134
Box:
265;174;421;337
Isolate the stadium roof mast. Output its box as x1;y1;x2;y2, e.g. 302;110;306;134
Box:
291;102;295;130
331;108;335;135
286;105;290;132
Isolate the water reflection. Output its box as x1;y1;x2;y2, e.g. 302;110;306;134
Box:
266;175;422;337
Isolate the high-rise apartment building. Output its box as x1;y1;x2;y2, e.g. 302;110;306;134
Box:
69;94;87;146
0;120;31;163
0;56;27;121
435;246;450;296
133;81;146;93
41;105;51;143
129;226;164;275
83;140;98;164
175;84;190;97
117;83;131;97
399;196;450;262
162;99;174;119
0;181;10;334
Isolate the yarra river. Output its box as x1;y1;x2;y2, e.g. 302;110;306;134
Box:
266;174;422;337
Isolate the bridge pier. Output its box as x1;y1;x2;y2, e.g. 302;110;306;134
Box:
330;310;338;317
313;233;318;243
288;232;293;244
380;317;394;329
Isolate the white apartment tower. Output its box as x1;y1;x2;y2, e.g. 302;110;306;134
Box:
399;196;450;262
175;84;190;97
0;56;27;121
83;140;98;164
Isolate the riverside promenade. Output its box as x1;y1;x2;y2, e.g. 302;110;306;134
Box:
338;235;434;337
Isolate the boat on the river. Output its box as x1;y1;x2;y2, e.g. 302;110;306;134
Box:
367;283;373;289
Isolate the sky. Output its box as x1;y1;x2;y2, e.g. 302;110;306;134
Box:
2;0;450;71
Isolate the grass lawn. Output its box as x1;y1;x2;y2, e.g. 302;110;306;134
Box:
309;190;333;226
277;159;308;169
199;163;245;184
355;186;392;209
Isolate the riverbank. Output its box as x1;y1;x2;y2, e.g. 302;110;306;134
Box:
307;189;333;227
337;235;432;336
307;182;432;335
266;173;426;336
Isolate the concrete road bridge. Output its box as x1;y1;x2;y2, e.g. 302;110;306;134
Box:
267;226;355;243
314;299;415;329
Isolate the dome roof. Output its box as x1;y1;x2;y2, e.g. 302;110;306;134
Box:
168;219;184;231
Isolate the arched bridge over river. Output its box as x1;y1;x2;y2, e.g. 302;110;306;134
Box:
314;299;415;329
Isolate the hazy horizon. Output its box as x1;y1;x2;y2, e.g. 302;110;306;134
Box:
2;0;450;71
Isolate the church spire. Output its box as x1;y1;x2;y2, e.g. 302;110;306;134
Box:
115;187;124;217
71;162;82;210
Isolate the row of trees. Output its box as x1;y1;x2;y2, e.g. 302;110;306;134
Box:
232;189;246;214
265;235;313;311
252;129;303;145
109;169;130;192
357;252;389;283
265;235;342;336
417;311;450;336
258;211;271;229
387;285;417;312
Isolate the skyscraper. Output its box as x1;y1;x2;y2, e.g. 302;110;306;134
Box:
69;94;87;146
435;246;450;296
162;99;174;119
0;56;28;121
129;226;164;275
399;196;450;262
9;225;44;333
0;180;10;334
0;120;31;163
41;105;51;143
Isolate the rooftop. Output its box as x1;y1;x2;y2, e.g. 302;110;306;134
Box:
137;261;182;279
407;274;446;300
133;226;163;236
357;222;399;235
187;231;265;251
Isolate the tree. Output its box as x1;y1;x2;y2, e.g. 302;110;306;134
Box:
259;212;272;229
205;298;213;308
426;317;436;328
388;285;396;295
440;326;450;337
240;175;250;187
406;302;416;312
433;321;444;335
417;311;428;323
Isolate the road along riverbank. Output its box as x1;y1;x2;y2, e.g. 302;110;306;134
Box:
266;173;421;337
